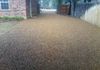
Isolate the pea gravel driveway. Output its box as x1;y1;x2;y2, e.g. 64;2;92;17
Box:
0;14;100;70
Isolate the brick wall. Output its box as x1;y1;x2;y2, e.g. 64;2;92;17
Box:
0;0;27;19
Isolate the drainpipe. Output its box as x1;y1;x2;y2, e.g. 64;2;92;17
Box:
30;0;32;17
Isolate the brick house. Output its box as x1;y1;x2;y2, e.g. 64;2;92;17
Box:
0;0;39;19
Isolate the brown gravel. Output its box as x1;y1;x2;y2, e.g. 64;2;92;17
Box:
0;13;100;70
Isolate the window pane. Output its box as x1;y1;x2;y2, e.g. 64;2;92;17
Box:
1;3;9;9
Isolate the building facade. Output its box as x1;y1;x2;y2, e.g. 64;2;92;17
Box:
0;0;99;18
0;0;39;19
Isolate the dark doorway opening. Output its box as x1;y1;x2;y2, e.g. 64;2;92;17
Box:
39;0;71;15
26;0;39;18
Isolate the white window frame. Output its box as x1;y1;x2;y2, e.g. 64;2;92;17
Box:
0;0;10;11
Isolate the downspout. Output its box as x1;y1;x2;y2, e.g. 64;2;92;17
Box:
30;0;32;17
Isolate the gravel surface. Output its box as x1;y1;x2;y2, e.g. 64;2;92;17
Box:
0;14;100;70
0;21;18;35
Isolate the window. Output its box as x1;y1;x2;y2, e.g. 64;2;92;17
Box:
0;0;9;10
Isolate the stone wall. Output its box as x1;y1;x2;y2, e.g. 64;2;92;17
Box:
0;0;27;19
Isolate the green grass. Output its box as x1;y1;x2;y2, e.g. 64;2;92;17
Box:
0;16;24;21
